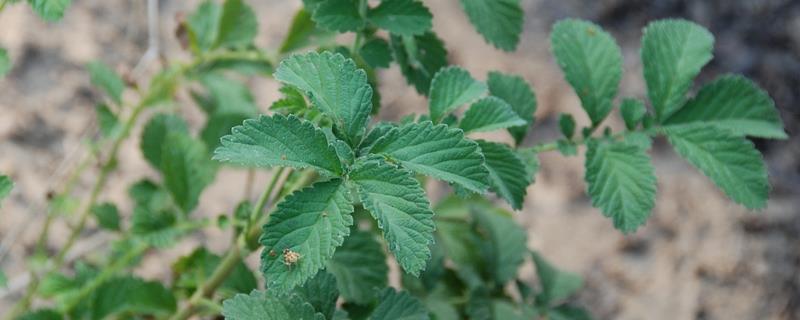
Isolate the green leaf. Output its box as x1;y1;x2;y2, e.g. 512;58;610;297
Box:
428;66;487;122
140;114;189;171
94;104;119;138
551;19;622;125
141;66;180;107
18;309;63;320
172;247;257;296
517;148;540;183
293;271;339;319
584;140;657;232
620;98;646;131
558;113;576;139
368;121;490;193
87;61;124;105
275;51;373;146
161;132;215;213
459;0;523;51
390;32;448;94
187;0;221;52
663;75;786;139
359;38;393;69
548;305;593;320
201;113;251;154
0;174;14;206
280;8;335;54
641;19;714;120
217;0;258;48
459;97;526;134
27;0;71;21
370;288;430;320
260;179;354;294
327;229;388;304
487;71;537;144
222;290;321;320
368;0;432;36
0;270;6;288
472;206;527;284
492;300;527;320
349;158;435;276
662;124;768;209
476;140;531;210
531;251;583;306
91;203;120;231
213;114;344;176
0;47;10;77
199;73;258;116
91;276;176;319
312;0;365;32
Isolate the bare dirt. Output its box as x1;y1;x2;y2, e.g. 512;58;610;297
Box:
0;0;798;319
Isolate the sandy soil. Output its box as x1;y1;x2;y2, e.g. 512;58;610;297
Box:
0;1;798;319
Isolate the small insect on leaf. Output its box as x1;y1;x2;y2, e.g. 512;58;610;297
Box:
283;248;301;266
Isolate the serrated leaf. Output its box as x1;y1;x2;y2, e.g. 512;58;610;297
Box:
293;271;339;319
516;148;540;183
0;174;14;206
327;229;389;304
428;66;487;122
487;71;537;144
472;206;527;284
275;51;373;146
584;140;656;232
140;114;189;171
475;140;531;210
349;158;435;276
217;0;258;48
359;38;393;69
459;97;526;134
641;19;713;120
368;121;490;193
161;132;215;214
201;113;251;153
0;47;10;77
551;19;622;125
172;247;257;297
27;0;71;21
94;104;118;138
91;203;120;231
260;179;354;294
199;73;258;116
368;0;432;36
312;0;365;32
87;61;124;105
663;75;786;139
187;0;221;52
222;290;320;320
390;32;448;94
370;288;430;320
531;251;583;306
91;276;176;320
280;8;335;54
459;0;523;51
214;114;344;176
620;98;646;130
558;113;576;139
663;124;768;209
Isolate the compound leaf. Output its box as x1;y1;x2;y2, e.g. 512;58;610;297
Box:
459;0;523;51
429;66;487;122
460;97;526;133
663;124;768;209
217;0;258;48
390;32;448;94
368;0;432;36
584;140;657;233
551;19;622;125
370;288;430;320
476;140;531;210
260;179;354;295
368;121;490;193
87;61;124;105
161;132;215;214
349;158;435;276
664;74;786;139
27;0;71;22
531;251;583;306
641;19;714;120
327;230;388;304
140;114;189;171
222;290;320;320
275;51;373;146
312;0;365;32
487;71;537;144
213;114;344;176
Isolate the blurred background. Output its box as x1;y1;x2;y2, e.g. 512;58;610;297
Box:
0;0;798;319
